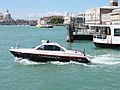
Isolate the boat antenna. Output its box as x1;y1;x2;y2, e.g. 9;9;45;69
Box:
16;41;20;49
83;48;86;56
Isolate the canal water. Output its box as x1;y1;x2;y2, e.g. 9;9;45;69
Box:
0;25;120;90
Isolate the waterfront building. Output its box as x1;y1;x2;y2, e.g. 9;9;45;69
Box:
85;8;101;24
15;19;37;26
110;0;118;6
110;8;120;24
36;17;50;27
37;19;48;25
85;0;119;25
4;10;13;21
85;7;119;25
64;0;120;26
0;10;16;25
63;13;85;26
29;20;37;26
0;13;4;21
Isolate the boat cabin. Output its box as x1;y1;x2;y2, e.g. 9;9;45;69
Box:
35;43;67;51
91;25;111;39
90;25;120;47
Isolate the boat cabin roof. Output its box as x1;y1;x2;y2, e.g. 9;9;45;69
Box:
35;42;67;51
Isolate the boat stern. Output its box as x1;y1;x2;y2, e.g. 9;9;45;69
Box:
77;57;90;63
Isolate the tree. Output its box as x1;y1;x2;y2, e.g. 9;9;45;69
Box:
49;17;64;24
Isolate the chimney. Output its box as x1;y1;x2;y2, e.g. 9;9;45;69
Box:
110;0;118;6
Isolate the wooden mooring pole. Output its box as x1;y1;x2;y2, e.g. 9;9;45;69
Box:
66;24;75;42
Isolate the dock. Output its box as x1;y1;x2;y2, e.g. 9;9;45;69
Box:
66;24;93;42
73;28;93;40
73;34;93;40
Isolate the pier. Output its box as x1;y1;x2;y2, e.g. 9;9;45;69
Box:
66;24;93;42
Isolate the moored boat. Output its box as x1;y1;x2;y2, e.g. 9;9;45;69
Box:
36;24;53;28
90;24;120;48
9;40;90;63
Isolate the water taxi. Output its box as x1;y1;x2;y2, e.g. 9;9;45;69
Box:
90;25;120;48
36;24;53;28
9;40;90;63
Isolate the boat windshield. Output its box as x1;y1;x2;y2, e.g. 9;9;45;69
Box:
36;44;65;51
91;26;111;39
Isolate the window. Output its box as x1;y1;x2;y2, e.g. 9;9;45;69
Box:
37;45;44;50
37;45;53;50
92;26;111;39
44;45;53;50
106;27;111;35
114;29;120;36
53;46;61;51
37;45;63;51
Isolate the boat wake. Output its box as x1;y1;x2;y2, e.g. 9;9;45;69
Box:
14;57;94;67
50;61;95;67
14;58;46;65
14;57;90;66
91;53;120;65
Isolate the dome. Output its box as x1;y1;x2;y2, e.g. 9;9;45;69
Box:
4;10;12;20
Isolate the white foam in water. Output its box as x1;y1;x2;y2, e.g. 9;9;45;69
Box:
51;61;96;67
51;61;84;65
50;61;85;65
14;58;46;65
14;58;92;66
91;54;120;65
50;61;70;65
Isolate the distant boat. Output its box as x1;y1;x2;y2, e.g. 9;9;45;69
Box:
90;24;120;48
36;24;53;28
9;40;90;63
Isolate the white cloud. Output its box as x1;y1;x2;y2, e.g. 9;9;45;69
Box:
27;13;39;19
27;13;36;18
27;10;65;19
45;10;63;16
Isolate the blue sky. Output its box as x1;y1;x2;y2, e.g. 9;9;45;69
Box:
0;0;118;19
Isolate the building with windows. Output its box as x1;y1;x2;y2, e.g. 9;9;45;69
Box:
110;8;120;24
85;7;119;25
63;13;85;26
64;0;120;26
85;8;101;24
110;0;118;6
85;0;119;25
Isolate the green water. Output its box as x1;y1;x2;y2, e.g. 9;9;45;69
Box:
0;25;120;90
